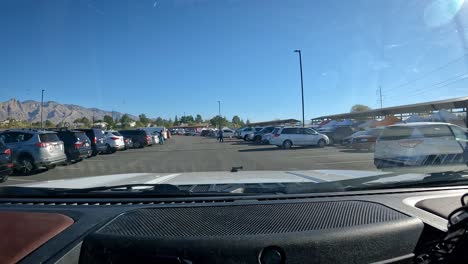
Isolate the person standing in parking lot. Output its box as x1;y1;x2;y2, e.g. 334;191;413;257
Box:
159;131;165;145
218;129;224;143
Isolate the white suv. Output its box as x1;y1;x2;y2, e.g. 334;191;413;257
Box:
235;127;256;140
374;122;468;169
269;127;329;149
105;131;125;152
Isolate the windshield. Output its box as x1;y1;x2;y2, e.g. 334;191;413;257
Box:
1;0;468;195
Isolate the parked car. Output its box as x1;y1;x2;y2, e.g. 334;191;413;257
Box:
350;128;384;151
105;131;126;152
235;127;257;140
153;133;161;144
55;130;92;162
341;131;367;146
250;126;276;144
0;129;67;175
246;127;265;141
200;130;212;137
221;129;235;138
269;127;329;149
138;128;160;144
142;127;168;139
76;128;107;156
262;127;281;144
0;138;13;183
374;122;468;169
119;130;152;148
123;137;133;150
184;129;197;136
318;126;354;145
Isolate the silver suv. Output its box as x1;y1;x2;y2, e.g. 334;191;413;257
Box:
375;122;468;169
0;129;67;175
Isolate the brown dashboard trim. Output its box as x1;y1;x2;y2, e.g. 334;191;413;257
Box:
0;211;74;264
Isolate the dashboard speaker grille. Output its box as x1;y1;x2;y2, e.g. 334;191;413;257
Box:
97;201;407;237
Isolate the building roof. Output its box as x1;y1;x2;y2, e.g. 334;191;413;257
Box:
313;96;468;120
249;119;300;127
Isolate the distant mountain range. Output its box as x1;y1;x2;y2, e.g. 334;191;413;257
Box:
0;99;138;124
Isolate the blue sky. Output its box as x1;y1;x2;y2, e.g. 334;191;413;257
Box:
1;0;467;122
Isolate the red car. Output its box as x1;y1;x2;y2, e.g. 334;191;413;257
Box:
350;128;384;151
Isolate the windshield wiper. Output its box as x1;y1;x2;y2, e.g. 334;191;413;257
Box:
0;183;262;198
344;170;468;191
280;170;468;194
241;170;468;195
0;184;188;198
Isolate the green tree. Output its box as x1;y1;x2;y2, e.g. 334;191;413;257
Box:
231;115;241;124
210;116;228;128
164;119;173;128
138;114;150;127
135;121;144;128
45;120;54;128
180;115;194;124
120;114;133;128
31;121;41;128
155;117;163;126
103;115;114;128
81;117;91;127
350;104;372;113
195;114;203;123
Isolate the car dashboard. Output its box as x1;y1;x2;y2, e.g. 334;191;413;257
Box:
1;186;467;264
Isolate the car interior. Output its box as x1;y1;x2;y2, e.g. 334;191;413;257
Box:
1;184;468;264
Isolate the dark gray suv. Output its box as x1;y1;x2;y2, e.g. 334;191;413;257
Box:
0;129;67;175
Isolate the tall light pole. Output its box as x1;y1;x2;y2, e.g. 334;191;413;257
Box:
40;89;45;129
217;100;221;129
294;50;305;127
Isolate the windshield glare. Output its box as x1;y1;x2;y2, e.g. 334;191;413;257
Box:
0;0;467;195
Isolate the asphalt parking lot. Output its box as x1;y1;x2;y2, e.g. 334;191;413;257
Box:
3;136;377;185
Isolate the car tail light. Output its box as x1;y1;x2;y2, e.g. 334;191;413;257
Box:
399;140;423;148
124;138;129;142
273;134;280;137
4;149;11;155
35;142;49;148
7;163;13;168
146;135;151;140
74;142;83;149
93;137;97;144
110;136;119;140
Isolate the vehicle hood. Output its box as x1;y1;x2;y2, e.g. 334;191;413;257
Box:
11;169;434;189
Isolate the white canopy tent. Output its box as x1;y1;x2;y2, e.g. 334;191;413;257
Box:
430;109;458;121
404;114;425;123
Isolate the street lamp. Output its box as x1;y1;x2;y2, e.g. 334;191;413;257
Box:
217;101;221;129
294;50;305;127
40;89;45;129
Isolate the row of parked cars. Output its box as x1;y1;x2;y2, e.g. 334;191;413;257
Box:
234;122;468;169
0;127;170;182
